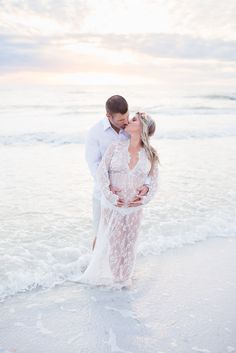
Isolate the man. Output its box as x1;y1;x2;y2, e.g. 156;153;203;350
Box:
85;95;150;250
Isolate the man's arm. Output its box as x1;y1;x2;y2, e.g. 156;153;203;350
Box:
85;129;102;179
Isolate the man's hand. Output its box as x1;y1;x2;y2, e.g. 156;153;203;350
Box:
128;196;142;207
116;198;125;207
109;185;121;195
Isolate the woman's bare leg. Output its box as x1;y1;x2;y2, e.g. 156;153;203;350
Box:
92;236;97;250
92;198;101;251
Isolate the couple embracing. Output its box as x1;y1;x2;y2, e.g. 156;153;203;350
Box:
78;95;160;289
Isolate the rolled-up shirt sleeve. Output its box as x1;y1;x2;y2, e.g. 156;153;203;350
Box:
85;129;102;179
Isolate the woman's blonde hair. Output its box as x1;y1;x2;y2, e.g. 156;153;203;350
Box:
137;112;160;173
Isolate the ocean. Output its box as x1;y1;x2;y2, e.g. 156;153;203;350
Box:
0;84;236;302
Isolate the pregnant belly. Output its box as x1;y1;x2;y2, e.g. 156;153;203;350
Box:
113;186;140;206
110;174;144;205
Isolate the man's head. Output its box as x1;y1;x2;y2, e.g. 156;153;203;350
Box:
105;95;129;130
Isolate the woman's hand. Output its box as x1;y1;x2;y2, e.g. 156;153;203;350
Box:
128;196;142;207
136;185;149;197
128;185;148;207
109;186;124;207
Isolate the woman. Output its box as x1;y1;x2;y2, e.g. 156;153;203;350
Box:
78;112;160;289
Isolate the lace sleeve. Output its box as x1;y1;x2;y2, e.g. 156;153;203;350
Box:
96;142;120;205
141;162;159;205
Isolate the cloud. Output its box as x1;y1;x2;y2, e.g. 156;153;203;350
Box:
0;32;236;74
0;0;89;36
1;0;236;40
0;0;235;86
99;33;236;61
164;0;236;41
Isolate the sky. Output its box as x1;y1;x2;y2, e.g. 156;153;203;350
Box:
0;0;236;86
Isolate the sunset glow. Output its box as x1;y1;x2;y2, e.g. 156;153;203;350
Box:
0;0;236;86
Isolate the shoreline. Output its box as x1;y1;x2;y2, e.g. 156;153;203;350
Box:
1;236;236;353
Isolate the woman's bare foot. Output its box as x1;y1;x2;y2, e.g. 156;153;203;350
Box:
92;237;97;250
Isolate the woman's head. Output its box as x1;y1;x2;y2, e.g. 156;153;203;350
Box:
125;112;156;139
125;112;160;171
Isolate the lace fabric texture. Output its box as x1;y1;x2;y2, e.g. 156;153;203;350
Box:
78;140;159;288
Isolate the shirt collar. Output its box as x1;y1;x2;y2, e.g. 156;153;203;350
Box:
102;117;127;135
102;117;111;131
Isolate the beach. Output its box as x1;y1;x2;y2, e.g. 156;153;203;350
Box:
0;84;236;352
1;0;236;350
0;236;235;353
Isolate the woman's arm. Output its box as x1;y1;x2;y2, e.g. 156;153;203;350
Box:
140;162;159;205
96;142;120;205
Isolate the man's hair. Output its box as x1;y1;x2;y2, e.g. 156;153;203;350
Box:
105;95;128;115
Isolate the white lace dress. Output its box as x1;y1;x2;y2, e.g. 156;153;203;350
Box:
78;139;159;288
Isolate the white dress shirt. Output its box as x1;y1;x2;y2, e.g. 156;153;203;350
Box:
85;117;150;200
85;117;129;200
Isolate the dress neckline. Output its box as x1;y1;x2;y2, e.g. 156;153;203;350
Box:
125;139;144;172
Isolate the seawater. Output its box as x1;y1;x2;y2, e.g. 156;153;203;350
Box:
0;84;236;301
